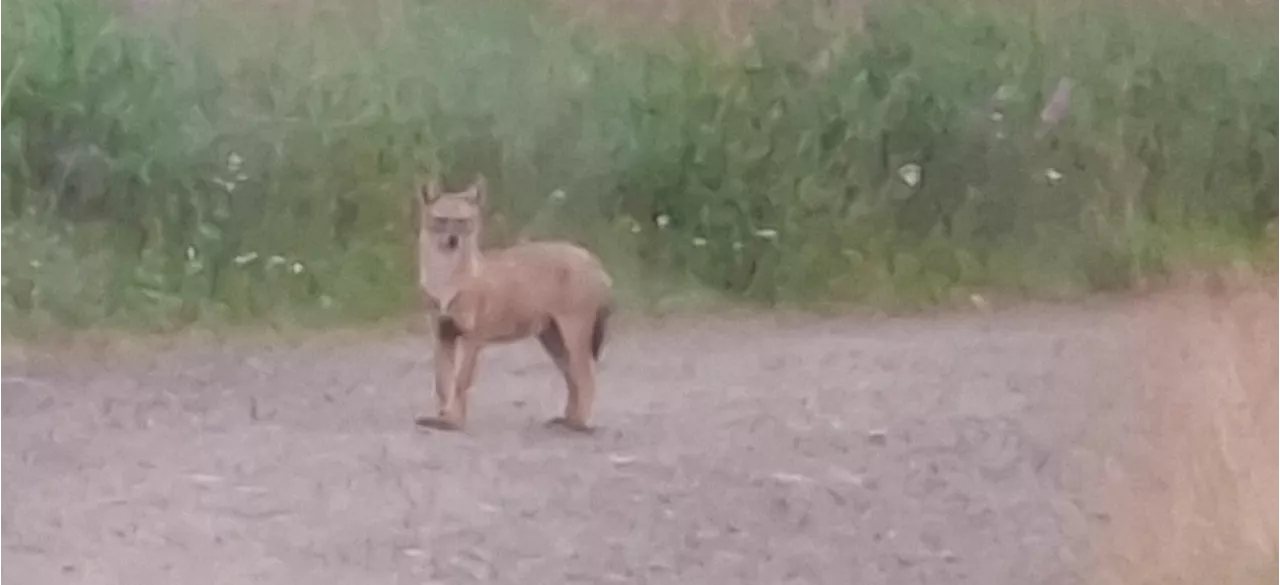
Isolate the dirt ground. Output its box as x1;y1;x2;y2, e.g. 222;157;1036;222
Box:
2;303;1148;585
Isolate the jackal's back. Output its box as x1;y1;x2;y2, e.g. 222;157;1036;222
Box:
482;241;613;315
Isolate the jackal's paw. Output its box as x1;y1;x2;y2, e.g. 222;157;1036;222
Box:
545;416;596;435
415;415;463;432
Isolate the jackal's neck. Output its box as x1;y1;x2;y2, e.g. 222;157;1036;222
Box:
418;242;483;310
450;245;483;277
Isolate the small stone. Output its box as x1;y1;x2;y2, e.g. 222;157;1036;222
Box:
608;454;637;466
187;473;225;484
770;472;811;484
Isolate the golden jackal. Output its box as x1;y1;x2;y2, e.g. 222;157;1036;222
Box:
413;175;614;433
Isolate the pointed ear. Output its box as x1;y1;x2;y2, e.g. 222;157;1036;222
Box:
417;176;442;204
463;174;488;207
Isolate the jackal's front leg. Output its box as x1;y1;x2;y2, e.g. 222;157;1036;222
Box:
451;338;482;425
416;318;463;431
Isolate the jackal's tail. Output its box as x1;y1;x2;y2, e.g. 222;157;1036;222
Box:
590;305;611;361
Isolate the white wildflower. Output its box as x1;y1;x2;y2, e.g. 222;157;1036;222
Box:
235;172;249;182
186;246;197;262
993;84;1020;103
732;241;744;251
692;237;707;247
1045;168;1064;184
549;189;567;201
268;255;287;267
290;262;305;274
212;177;236;193
897;163;922;188
989;111;1004;122
754;228;778;240
570;65;591;88
630;223;642;234
227;152;243;172
233;252;259;266
656;214;670;229
29;259;41;268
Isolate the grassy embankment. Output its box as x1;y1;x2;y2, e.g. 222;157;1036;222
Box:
1;0;1274;334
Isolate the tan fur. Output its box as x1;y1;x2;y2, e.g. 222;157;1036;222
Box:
413;175;614;433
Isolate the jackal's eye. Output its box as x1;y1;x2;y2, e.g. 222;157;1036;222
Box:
429;217;450;232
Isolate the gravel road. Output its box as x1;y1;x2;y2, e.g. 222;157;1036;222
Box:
2;304;1142;585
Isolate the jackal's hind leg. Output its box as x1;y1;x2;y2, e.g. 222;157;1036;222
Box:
538;321;577;410
543;314;597;433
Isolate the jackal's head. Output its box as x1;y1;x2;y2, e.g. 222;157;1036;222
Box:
416;175;486;255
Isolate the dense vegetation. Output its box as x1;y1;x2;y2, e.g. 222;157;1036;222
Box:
2;0;1275;332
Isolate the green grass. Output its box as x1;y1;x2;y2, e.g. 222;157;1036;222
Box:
1;0;1275;334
